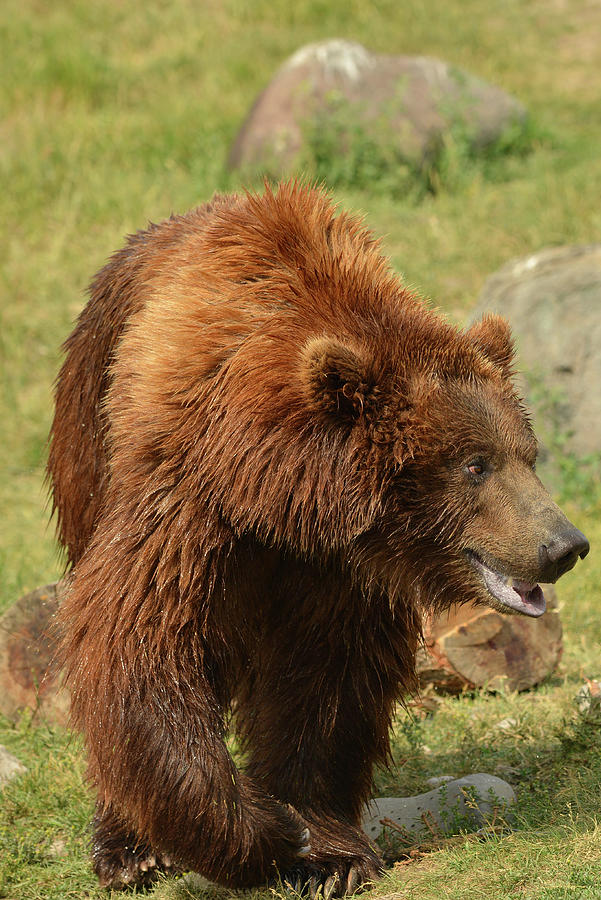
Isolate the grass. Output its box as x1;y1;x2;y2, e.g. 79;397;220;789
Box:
1;0;601;897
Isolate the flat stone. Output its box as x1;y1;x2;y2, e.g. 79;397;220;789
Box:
361;774;516;840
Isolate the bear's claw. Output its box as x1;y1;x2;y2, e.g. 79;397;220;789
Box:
280;861;373;898
95;847;179;891
298;827;312;857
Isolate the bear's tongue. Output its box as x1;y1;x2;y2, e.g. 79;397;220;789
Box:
468;554;546;618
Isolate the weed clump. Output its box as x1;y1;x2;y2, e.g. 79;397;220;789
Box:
299;92;544;199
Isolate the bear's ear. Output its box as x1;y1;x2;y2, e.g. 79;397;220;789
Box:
466;313;515;379
301;336;375;423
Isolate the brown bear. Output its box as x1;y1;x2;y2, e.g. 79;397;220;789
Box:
48;181;589;894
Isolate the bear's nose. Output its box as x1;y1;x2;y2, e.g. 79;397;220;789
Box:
539;527;590;581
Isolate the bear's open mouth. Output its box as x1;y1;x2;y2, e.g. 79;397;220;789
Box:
465;551;546;618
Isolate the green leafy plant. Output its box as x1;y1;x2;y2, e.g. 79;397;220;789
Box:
299;91;543;198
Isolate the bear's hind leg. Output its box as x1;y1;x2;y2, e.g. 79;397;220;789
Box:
91;805;180;890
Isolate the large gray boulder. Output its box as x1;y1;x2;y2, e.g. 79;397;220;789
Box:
228;39;527;178
473;244;601;461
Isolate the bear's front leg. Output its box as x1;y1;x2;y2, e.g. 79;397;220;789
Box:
91;804;180;890
237;594;412;895
60;516;316;890
251;731;385;898
76;673;312;890
90;796;310;892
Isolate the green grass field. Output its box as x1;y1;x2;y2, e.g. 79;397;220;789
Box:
1;1;601;897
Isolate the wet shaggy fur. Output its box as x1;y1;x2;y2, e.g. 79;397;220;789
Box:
49;182;547;891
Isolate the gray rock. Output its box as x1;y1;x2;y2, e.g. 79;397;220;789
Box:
0;745;27;788
574;680;601;717
361;774;515;839
426;775;456;788
228;39;527;178
495;717;518;732
473;244;601;460
48;837;68;858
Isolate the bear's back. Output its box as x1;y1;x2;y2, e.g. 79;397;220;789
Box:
47;193;243;564
48;183;416;566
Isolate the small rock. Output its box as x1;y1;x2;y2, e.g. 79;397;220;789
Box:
575;680;601;716
0;745;27;788
495;718;517;731
494;765;522;780
426;775;456;788
48;837;68;858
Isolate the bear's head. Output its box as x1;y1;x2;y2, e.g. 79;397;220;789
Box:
300;310;589;618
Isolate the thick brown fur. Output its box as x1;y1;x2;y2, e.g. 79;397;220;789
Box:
48;182;586;892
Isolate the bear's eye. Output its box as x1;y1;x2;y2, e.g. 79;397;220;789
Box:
465;459;488;479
